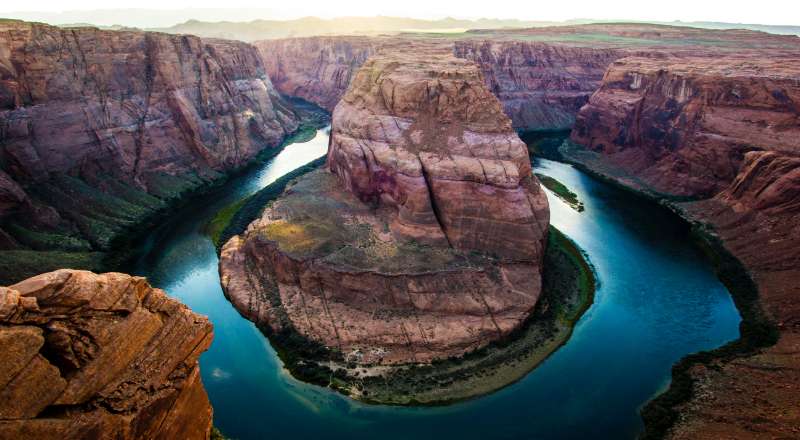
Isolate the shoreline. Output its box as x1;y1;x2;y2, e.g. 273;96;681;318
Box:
108;106;330;272
228;225;596;406
551;140;778;440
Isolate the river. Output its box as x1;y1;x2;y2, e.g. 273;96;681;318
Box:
130;128;740;439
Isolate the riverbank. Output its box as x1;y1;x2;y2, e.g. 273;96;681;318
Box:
0;99;329;285
104;103;330;275
220;221;595;405
555;140;780;439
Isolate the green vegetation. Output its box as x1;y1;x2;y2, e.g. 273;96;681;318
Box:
0;250;105;284
206;198;248;246
519;129;571;162
213;157;327;249
210;427;228;440
535;173;584;212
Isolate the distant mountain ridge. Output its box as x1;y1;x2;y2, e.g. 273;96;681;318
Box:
152;17;800;41
149;16;558;41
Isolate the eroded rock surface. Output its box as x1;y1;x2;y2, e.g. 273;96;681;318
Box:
0;269;213;440
0;20;299;282
453;40;622;130
221;50;549;365
566;54;800;439
571;56;800;198
256;24;800;133
257;37;382;111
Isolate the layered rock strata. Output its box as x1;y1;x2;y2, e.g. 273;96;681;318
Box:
221;51;549;365
566;55;800;438
257;36;620;130
453;40;622;130
0;269;213;439
571;56;800;198
0;20;299;282
256;37;382;111
257;25;799;133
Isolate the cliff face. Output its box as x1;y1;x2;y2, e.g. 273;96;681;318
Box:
256;37;381;111
0;21;299;282
221;51;549;365
566;55;800;438
571;56;800;198
0;269;213;439
453;40;621;130
256;36;623;131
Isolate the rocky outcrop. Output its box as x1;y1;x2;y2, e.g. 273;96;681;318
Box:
566;54;800;438
256;37;382;111
0;20;300;282
0;269;213;439
256;25;799;134
221;50;549;365
257;36;623;131
453;41;621;130
571;56;800;198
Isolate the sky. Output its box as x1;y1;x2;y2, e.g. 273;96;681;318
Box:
1;0;798;28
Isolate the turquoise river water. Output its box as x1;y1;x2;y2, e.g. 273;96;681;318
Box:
130;128;740;439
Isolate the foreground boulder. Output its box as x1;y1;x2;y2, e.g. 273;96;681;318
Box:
0;270;213;439
221;50;549;365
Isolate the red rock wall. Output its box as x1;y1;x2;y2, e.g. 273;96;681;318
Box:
571;56;800;198
328;52;549;261
256;36;622;131
453;40;621;130
256;36;381;111
0;21;298;234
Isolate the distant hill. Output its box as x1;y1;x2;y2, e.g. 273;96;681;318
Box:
152;17;800;41
150;16;561;41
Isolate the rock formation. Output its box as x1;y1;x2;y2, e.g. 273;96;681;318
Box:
452;40;621;130
221;50;549;365
0;269;213;439
0;20;299;283
571;56;800;198
256;37;381;111
256;25;799;133
566;54;800;438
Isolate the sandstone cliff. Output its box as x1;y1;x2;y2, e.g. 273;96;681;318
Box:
452;40;621;130
221;50;549;365
0;269;213;439
0;20;299;282
566;54;800;438
571;56;800;198
257;36;621;131
256;25;799;135
256;37;381;111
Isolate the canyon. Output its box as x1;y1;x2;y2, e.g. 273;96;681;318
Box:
0;269;213;439
256;23;800;436
0;20;300;283
257;24;799;132
0;16;797;439
220;49;550;368
565;54;800;439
